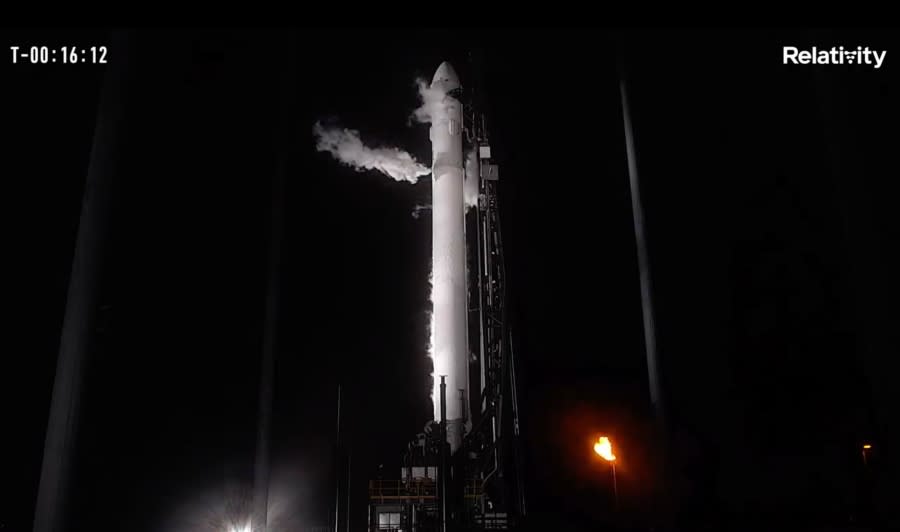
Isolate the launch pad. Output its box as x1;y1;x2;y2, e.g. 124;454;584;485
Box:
364;60;525;532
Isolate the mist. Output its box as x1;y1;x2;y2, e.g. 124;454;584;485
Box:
312;122;430;183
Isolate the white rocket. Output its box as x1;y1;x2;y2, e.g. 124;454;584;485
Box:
429;61;469;454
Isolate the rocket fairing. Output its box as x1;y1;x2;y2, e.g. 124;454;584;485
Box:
429;61;469;454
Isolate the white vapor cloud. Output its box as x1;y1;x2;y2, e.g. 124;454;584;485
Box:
412;78;449;125
313;121;430;184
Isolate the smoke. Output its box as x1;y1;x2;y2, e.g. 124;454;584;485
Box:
412;78;448;125
312;121;430;183
464;149;480;209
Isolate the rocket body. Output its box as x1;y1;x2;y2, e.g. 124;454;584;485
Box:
430;62;468;453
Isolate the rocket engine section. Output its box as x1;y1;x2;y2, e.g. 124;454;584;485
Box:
430;61;469;455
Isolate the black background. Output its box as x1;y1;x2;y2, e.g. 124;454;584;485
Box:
4;28;900;531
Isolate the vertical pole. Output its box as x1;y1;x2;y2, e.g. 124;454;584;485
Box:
336;384;342;442
334;384;342;532
252;32;296;532
618;37;672;528
439;376;448;532
32;30;131;532
251;167;283;532
612;463;619;511
345;449;351;532
619;50;665;426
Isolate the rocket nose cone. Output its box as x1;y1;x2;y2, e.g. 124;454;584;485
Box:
431;61;460;91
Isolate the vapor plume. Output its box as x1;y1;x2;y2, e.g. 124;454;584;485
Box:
412;78;448;125
313;121;430;183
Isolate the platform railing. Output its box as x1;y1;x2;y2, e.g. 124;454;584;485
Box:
368;479;437;502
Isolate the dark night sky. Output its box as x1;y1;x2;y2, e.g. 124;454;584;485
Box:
4;28;900;531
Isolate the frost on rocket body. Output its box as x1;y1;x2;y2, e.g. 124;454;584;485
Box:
312;122;430;183
464;149;480;209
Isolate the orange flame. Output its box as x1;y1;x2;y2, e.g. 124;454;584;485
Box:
594;436;616;462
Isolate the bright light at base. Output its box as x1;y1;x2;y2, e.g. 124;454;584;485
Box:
594;436;617;462
228;524;250;532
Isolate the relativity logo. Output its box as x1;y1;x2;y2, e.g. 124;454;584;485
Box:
784;46;887;69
